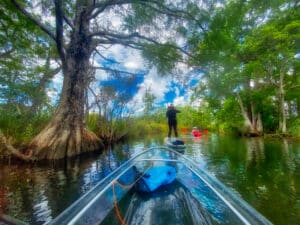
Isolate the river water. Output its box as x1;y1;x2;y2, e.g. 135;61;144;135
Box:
0;135;299;225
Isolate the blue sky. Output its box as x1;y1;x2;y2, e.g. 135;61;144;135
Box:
48;46;203;113
78;44;203;113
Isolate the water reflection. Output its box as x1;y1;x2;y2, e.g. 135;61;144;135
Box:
189;136;300;225
245;138;265;168
0;135;299;225
33;191;52;224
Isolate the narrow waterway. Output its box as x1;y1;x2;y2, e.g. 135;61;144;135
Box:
0;135;299;225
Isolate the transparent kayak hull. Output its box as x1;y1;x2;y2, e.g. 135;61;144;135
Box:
49;147;273;225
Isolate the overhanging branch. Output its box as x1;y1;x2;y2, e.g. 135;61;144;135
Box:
92;31;195;59
141;0;207;32
89;0;206;32
89;0;141;19
94;48;121;64
11;0;56;42
93;66;143;76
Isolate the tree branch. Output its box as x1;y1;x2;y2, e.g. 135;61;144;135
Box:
63;14;74;30
0;49;14;59
10;0;56;41
93;66;143;76
94;48;121;64
92;31;196;59
88;86;102;111
89;0;140;20
289;84;300;90
54;0;66;63
0;131;34;161
140;0;207;32
90;0;206;31
90;31;158;48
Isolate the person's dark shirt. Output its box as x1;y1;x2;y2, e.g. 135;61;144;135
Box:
166;108;180;121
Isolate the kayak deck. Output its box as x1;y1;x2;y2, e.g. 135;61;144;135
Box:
101;180;214;225
50;146;273;225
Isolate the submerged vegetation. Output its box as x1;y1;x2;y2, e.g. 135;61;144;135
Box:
0;0;299;160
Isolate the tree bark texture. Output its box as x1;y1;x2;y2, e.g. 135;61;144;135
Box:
28;60;102;159
278;70;287;134
236;93;262;136
28;5;103;160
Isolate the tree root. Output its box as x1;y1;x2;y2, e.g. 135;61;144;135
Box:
0;132;34;161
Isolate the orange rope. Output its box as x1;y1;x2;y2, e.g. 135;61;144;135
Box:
111;165;152;225
112;184;128;225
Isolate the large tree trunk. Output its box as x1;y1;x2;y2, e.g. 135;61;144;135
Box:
236;93;255;134
28;8;103;160
278;70;287;134
236;93;262;136
28;64;102;160
256;112;263;133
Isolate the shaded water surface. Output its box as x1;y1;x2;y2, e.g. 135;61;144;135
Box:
0;135;299;225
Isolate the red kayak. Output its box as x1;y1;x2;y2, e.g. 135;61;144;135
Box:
192;130;202;137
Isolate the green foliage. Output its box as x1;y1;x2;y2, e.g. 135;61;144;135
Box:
143;88;156;116
23;124;34;144
176;105;214;130
86;113;99;134
127;104;218;138
0;107;51;145
87;113;133;141
124;2;158;31
126;118;167;139
0;0;56;116
288;118;300;137
215;97;244;133
261;103;279;133
188;0;300;136
142;43;181;75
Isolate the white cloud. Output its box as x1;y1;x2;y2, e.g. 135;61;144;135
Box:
174;86;180;96
95;70;109;81
105;45;125;60
31;1;56;27
128;68;172;111
111;16;122;28
46;72;63;105
124;61;139;69
96;45;146;72
173;96;186;106
141;69;170;100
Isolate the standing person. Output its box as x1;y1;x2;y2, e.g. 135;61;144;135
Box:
166;104;180;138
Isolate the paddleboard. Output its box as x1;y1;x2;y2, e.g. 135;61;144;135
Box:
164;137;186;152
